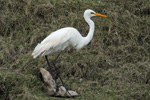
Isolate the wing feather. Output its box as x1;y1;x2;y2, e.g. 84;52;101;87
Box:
32;27;77;58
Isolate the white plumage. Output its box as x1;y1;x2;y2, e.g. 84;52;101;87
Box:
32;9;107;58
32;27;82;58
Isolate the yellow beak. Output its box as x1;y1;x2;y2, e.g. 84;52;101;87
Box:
94;13;107;17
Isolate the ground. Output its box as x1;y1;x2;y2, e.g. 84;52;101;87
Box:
0;0;150;100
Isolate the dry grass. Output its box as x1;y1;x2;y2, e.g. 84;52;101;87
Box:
0;0;150;100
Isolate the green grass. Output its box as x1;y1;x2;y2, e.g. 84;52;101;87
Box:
0;0;150;100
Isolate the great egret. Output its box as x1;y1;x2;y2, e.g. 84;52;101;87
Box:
32;9;107;93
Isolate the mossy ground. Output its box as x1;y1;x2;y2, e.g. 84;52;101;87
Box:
0;0;150;100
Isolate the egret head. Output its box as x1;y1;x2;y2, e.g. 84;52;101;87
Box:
84;9;107;18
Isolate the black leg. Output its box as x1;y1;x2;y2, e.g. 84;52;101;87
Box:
52;52;66;87
45;55;59;92
52;52;71;96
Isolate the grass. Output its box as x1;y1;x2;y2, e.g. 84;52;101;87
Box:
0;0;150;100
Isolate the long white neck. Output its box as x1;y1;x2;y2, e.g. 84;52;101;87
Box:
82;16;95;46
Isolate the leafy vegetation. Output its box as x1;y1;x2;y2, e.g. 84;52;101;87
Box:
0;0;150;100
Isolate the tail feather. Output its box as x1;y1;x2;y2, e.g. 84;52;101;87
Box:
32;43;42;58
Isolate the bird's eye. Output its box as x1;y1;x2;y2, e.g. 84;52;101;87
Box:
90;12;94;14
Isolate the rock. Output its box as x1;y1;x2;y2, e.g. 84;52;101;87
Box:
40;68;78;97
40;68;56;89
57;86;78;97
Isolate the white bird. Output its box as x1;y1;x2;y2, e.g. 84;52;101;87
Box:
32;9;107;93
32;9;106;58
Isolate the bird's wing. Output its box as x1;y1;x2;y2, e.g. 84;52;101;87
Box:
41;27;77;48
32;27;78;58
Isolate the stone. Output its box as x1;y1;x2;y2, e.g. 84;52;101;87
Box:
40;68;56;89
40;68;78;97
